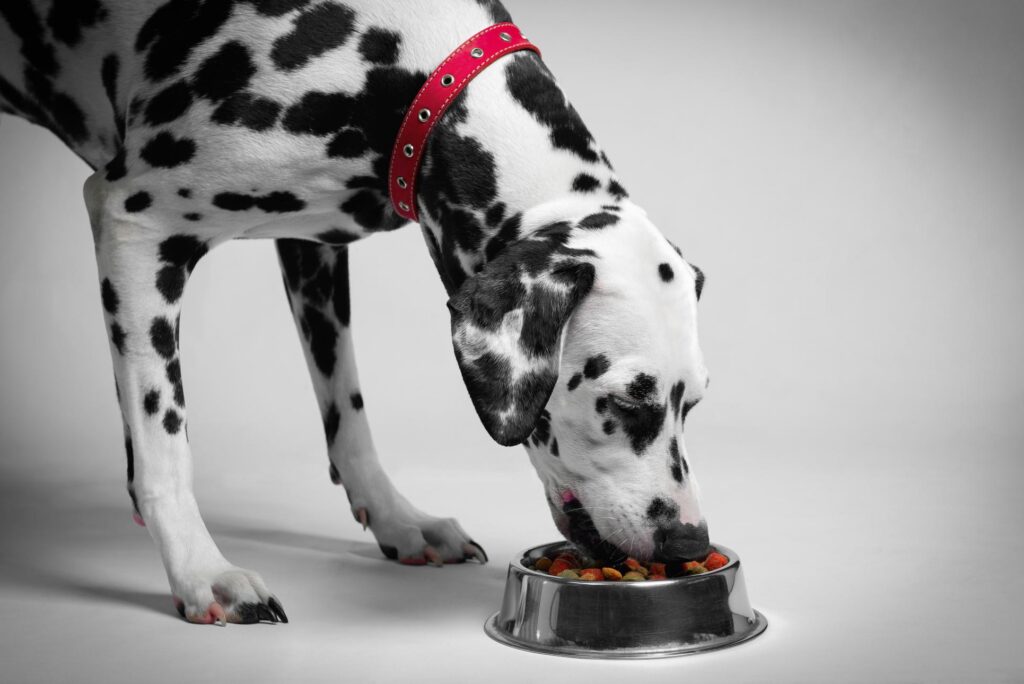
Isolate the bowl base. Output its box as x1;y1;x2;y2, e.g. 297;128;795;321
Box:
484;609;768;660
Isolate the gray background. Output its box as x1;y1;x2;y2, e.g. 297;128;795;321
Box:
1;0;1022;682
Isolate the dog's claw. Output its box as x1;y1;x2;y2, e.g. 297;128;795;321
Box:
256;603;277;623
268;596;289;624
424;545;444;567
463;541;489;564
356;507;369;531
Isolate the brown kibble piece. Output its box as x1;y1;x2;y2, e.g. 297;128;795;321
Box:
534;556;553;572
601;567;623;581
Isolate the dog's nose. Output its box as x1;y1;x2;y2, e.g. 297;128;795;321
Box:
652;521;710;562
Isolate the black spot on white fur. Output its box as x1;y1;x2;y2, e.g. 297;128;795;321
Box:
658;263;674;282
144;389;160;416
166;358;184;407
101;278;119;314
213;191;305;213
110;323;126;355
579;212;619;230
144;80;192;126
583;354;610;379
135;0;233;81
616;373;665;455
156;235;207;304
669;437;685;483
124;191;152;213
193;41;255;101
323;402;340;446
670;381;685;421
212;92;282;131
505;54;599;163
150;317;176;359
572;173;600;193
163;408;182;434
140;131;196;168
358;28;400;65
271;2;356;71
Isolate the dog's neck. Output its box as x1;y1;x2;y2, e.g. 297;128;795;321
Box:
414;51;630;295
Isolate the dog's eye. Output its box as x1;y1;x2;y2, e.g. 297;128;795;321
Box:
610;396;643;413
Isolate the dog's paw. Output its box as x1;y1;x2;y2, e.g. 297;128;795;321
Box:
171;566;288;625
353;508;487;567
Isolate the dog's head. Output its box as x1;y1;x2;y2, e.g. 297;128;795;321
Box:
448;203;709;563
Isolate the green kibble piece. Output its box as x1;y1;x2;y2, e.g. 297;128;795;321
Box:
622;571;646;581
558;569;580;579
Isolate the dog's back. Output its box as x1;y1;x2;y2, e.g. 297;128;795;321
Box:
0;0;511;182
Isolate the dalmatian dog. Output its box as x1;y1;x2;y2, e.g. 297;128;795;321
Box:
0;0;711;625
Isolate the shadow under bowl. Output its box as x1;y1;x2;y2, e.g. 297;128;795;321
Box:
484;541;767;659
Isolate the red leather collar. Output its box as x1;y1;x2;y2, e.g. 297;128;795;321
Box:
388;23;540;223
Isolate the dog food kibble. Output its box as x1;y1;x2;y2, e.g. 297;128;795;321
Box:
531;549;730;581
602;567;623;581
703;551;729;571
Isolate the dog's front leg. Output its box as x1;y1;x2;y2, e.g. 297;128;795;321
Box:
276;239;486;566
85;172;286;625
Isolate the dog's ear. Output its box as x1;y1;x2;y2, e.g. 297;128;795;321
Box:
448;225;596;446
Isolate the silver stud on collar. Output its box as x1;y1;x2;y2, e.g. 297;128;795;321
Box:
403;143;414;158
396;177;408;189
499;31;512;42
398;201;410;212
470;47;484;58
418;108;431;122
440;74;455;87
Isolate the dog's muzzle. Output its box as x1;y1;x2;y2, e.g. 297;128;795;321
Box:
652;521;710;562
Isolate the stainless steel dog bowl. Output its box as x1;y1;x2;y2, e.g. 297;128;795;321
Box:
484;541;767;659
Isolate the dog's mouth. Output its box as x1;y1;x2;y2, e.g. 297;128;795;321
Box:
558;492;628;564
553;490;709;564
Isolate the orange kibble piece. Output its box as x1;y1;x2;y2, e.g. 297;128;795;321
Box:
683;560;707;575
534;557;553;572
555;552;580;569
602;567;623;581
649;562;666;577
578;568;604;581
548;559;572;576
648;574;667;581
703;552;728;571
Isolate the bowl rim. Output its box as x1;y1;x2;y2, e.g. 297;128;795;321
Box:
513;540;740;585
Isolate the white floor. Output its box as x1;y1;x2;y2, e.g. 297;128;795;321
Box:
1;426;1019;684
